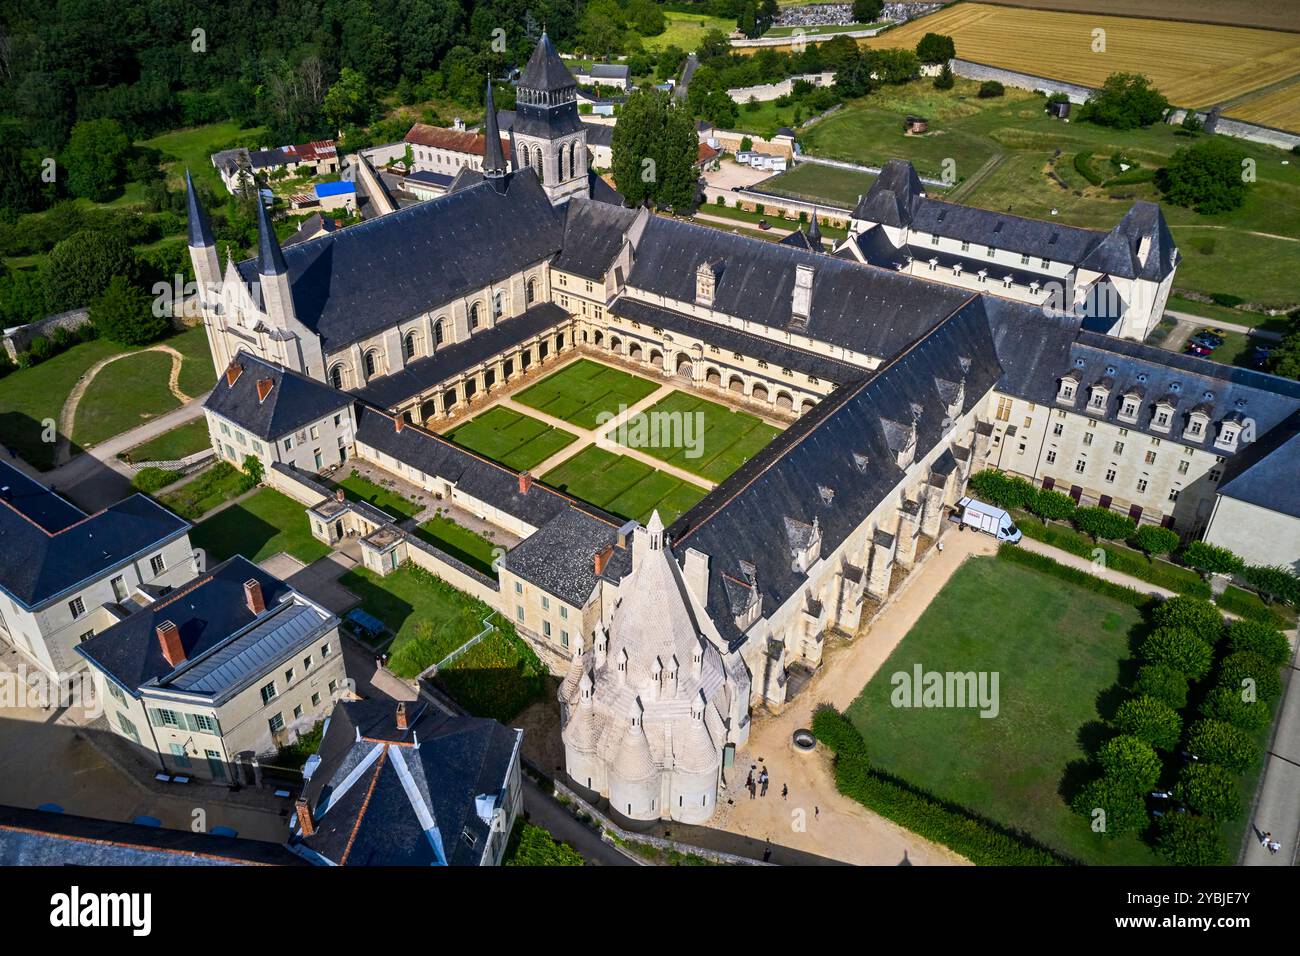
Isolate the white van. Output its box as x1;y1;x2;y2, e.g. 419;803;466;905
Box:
957;496;1022;543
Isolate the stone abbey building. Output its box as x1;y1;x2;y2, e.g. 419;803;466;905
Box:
181;34;1300;826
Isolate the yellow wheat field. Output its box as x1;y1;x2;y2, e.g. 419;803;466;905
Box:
1224;79;1300;133
863;3;1300;111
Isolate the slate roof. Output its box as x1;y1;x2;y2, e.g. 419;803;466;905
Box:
354;302;568;409
583;63;630;81
0;461;190;610
1077;201;1180;281
626;215;972;359
1216;409;1300;518
234;172;564;352
185;169;214;247
514;33;585;141
293;699;521;866
583;122;614;148
668;295;1000;648
76;556;334;701
0;805;306;866
204;352;351;441
281;213;339;248
520;31;576;94
551;198;638;280
502;506;633;607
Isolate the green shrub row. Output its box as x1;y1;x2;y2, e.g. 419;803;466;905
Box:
131;466;185;493
811;708;1065;866
995;543;1151;609
1073;151;1104;186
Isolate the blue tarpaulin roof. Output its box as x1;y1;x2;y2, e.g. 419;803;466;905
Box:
315;180;356;198
346;609;387;634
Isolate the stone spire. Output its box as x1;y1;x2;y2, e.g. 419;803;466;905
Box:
255;195;287;277
481;77;508;182
808;209;822;248
185;169;214;248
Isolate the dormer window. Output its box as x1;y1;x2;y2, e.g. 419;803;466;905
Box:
1152;404;1173;432
1087;386;1108;413
1057;377;1077;404
1118;397;1139;422
1183;413;1208;441
1215;423;1240;451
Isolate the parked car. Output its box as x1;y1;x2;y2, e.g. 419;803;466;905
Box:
1190;334;1222;349
1185;342;1211;356
731;185;743;192
956;497;1022;543
1199;326;1228;338
757;219;770;230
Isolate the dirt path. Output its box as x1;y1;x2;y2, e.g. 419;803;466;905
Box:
55;346;190;465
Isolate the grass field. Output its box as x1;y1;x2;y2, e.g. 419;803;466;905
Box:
644;11;735;52
542;445;709;525
760;162;877;210
72;351;182;448
122;418;212;464
514;358;659;429
697;201;849;239
860;3;1300;113
611;390;782;484
445;406;577;471
157;461;249;520
333;471;421;520
190;487;330;565
412;514;500;577
787;79;1300;306
848;555;1157;865
139;121;265;195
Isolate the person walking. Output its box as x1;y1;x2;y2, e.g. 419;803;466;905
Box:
759;769;769;797
1268;840;1281;855
781;783;788;800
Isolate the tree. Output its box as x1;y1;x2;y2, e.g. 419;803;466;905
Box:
1029;488;1076;523
1114;696;1183;752
611;88;698;211
1070;777;1147;837
1199;686;1271;732
1079;72;1169;130
1156;812;1227;866
915;32;955;64
1239;564;1300;605
324;68;373;133
1132;664;1189;711
933;63;955;90
1139;627;1214;680
1131;525;1180;559
870;48;921;85
739;136;754;152
1071;506;1136;542
1097;734;1162;793
242;454;265;485
1176;764;1240;821
63;118;132;202
1181;541;1244;577
977;80;1005;98
1157;138;1250;214
1186;719;1258;772
1216;651;1282;704
41;228;139;313
1150;595;1224;645
504;820;585;865
853;0;885;24
89;275;167;346
1225;619;1290;667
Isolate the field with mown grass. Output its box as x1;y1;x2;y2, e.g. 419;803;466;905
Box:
445;406;577;471
123;418;212;464
189;486;329;565
514;358;659;429
542;445;708;526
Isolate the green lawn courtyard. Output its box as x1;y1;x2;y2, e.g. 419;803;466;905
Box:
513;358;659;430
610;390;782;484
846;555;1160;865
122;417;212;464
189;486;330;566
332;470;421;521
445;405;577;471
542;445;708;526
412;513;501;578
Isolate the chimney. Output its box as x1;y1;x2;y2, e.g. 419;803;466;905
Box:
396;701;408;731
295;797;315;837
792;262;814;326
225;361;244;387
695;260;721;308
244;578;265;614
156;620;185;667
335;489;345;502
394;415;404;433
255;378;274;402
518;471;532;495
683;548;709;603
593;544;614;576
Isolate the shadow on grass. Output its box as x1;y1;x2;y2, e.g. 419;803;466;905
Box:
191;505;284;565
335;570;416;638
0;411;85;474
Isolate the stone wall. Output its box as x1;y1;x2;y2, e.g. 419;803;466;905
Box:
2;308;91;361
949;58;1094;104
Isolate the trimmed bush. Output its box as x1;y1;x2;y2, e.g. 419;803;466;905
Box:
1139;627;1214;680
1073;151;1103;187
1217;586;1294;627
1132;664;1189;711
1028;488;1077;522
1175;764;1241;821
1151;595;1224;645
1071;506;1136;542
1156;812;1228;865
1113;695;1183;751
1239;564;1300;606
1070;776;1148;837
1131;525;1180;559
1224;619;1290;667
812;707;1063;865
977;80;1005;98
1186;719;1259;773
131;467;184;493
1199;686;1271;733
1096;734;1162;793
967;469;1036;510
1216;651;1282;704
1181;541;1244;576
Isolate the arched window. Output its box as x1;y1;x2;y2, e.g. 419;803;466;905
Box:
469;302;481;330
526;277;536;305
403;332;418;360
329;364;345;389
569;141;578;180
364;350;379;379
434;318;445;345
534;147;545;184
493;290;504;320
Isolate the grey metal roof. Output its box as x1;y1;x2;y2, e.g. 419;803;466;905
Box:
481;78;509;179
520;31;576;93
234;172;564;352
255;196;287;276
0;461;190;610
204;351;351;442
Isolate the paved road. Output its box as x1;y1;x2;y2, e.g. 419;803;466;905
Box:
1242;639;1300;866
1166;309;1284;341
520;778;635;866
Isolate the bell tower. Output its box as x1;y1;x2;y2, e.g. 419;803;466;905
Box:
512;31;589;204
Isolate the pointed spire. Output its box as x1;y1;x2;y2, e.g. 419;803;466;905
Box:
482;77;508;180
255;196;287;277
185;169;214;248
807;209;822;248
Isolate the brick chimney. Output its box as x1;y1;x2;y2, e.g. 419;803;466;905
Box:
396;701;408;731
255;378;274;402
156;620;185;667
518;471;532;495
244;578;265;614
225;361;244;387
335;489;345;502
295;797;315;837
593;544;614;576
395;415;404;433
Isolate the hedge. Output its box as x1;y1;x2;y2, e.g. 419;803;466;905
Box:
811;707;1066;866
995;542;1151;609
1218;585;1295;628
1073;151;1103;186
1224;618;1291;667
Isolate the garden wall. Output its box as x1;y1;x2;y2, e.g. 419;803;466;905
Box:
405;536;501;605
267;462;333;507
949;58;1094;103
2;308;90;361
